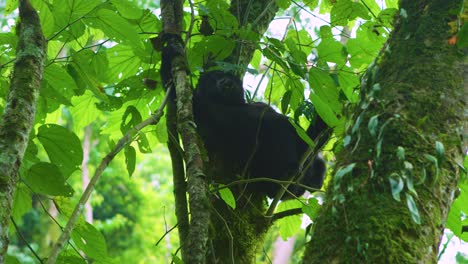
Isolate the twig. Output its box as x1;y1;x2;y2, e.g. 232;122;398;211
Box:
155;224;178;247
10;217;43;263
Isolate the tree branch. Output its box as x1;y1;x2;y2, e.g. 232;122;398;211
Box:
46;89;171;264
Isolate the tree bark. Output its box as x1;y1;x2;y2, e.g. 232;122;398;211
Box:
0;0;46;262
304;0;465;263
160;1;210;263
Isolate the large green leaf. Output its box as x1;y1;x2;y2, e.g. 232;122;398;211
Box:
71;222;108;259
111;0;143;19
309;93;340;128
276;200;302;240
88;9;143;50
316;39;346;65
70;90;101;129
330;0;370;26
106;45;142;81
24;162;74;197
52;0;102;40
37;124;83;178
43;63;77;105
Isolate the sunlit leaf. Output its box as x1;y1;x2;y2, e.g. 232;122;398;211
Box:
37;124;83;178
24;162;74;197
219;185;236;209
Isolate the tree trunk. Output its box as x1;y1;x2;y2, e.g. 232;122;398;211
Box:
0;0;46;261
304;0;465;263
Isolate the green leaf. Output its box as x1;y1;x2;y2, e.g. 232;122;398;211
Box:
309;93;340;127
334;163;356;190
275;0;291;9
219;185;236;209
309;67;341;113
111;0;143;19
171;254;184;264
435;141;445;162
290;120;314;148
70;90;101;129
276;200;302;240
5;255;21;264
56;255;87;264
43;63;77;105
330;0;370;26
89;9;143;50
37;124;83;178
389;174;403;202
397;146;405;160
11;184;32;221
72;222;108;259
457;23;468;48
106;45;142;80
367;115;379;137
446;197;462;236
125;146;136;177
347;23;385;69
263;46;289;71
405;193;421;224
24;162;74;197
281;90;292;113
53;0;102;39
5;0;18;15
316;39;345;64
31;0;55;37
302;198;321;220
121;106;142;134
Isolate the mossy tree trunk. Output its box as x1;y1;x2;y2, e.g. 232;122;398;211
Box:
160;1;279;263
304;0;465;263
0;0;46;262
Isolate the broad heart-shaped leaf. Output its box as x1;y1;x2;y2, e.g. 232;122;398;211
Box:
52;0;102;40
43;63;77;105
316;38;346;65
24;162;74;197
70;90;101;129
330;0;370;26
37;124;83;178
71;222;108;260
106;44;142;81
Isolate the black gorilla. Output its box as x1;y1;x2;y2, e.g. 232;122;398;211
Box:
160;34;328;199
193;71;328;199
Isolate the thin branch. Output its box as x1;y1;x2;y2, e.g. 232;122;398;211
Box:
10;217;43;263
271;208;303;221
155;224;178;247
46;88;171;264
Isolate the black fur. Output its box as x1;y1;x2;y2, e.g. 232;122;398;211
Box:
193;71;328;199
160;35;329;199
